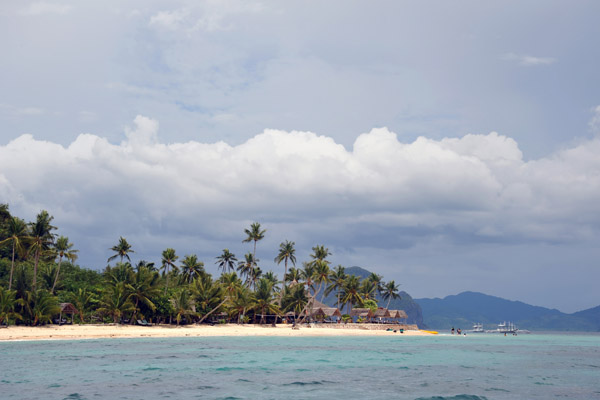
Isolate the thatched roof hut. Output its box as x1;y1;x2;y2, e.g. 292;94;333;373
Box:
57;303;78;324
372;308;391;319
389;310;408;319
307;299;342;321
349;308;373;320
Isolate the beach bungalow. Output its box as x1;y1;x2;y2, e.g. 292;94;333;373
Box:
56;303;78;325
349;308;373;323
371;307;391;323
388;310;408;324
306;299;342;323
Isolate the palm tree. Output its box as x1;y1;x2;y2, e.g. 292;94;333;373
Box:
28;210;56;291
367;272;384;301
248;266;263;290
98;282;135;324
382;280;401;309
67;288;97;323
274;240;296;290
51;235;78;293
127;266;160;323
135;260;156;272
161;248;179;295
171;288;195;325
191;275;224;322
107;236;134;264
253;278;279;324
228;286;254;324
340;275;363;314
216;248;237;273
300;263;316;296
237;252;257;286
309;244;331;265
285;267;301;287
0;217;29;290
359;279;377;301
180;254;205;283
313;260;331;302
325;265;346;310
0;287;23;326
281;285;308;316
22;289;61;326
242;222;266;260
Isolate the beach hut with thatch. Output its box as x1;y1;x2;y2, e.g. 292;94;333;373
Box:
306;299;342;322
349;308;373;323
371;307;391;323
57;303;78;325
388;310;408;324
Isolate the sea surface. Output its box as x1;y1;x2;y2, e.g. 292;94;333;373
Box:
1;332;599;399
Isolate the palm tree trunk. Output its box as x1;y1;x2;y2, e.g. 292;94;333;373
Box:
51;255;63;293
8;243;15;290
33;248;40;291
197;297;228;324
386;297;391;309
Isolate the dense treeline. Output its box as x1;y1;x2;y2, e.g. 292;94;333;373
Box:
0;204;401;326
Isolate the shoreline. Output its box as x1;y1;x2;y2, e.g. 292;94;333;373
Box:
0;324;433;342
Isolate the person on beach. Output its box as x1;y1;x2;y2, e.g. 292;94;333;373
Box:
451;327;455;334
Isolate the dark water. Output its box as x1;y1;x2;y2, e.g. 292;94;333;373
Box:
1;333;599;399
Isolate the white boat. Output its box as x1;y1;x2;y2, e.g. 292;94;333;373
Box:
489;321;518;334
468;323;485;333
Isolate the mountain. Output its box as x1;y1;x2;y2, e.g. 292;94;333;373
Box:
317;266;425;328
416;291;600;332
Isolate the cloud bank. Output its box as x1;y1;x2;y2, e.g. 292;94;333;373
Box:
2;117;600;311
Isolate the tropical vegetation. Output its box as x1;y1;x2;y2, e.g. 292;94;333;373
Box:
0;205;401;326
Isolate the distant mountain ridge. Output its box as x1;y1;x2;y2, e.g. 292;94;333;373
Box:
415;291;600;332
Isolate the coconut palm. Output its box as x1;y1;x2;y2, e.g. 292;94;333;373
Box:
309;244;331;265
274;240;296;289
98;282;135;324
300;263;316;296
127;266;160;323
237;252;257;286
0;217;29;290
191;274;224;322
161;248;179;295
367;272;384;301
285;267;302;287
359;278;377;301
0;287;23;326
135;260;156;272
51;235;78;293
253;278;279;324
248;266;263;290
228;286;254;324
171;288;195;325
382;280;401;309
180;254;205;284
28;210;56;291
340;275;363;314
22;289;61;326
216;248;237;273
313;260;331;302
242;222;266;260
107;236;134;264
281;285;309;316
325;265;347;310
67;288;97;323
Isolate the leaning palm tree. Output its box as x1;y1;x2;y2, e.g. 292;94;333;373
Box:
216;249;237;273
0;217;29;290
382;280;401;309
51;235;78;293
281;285;309;316
191;274;224;323
28;210;56;291
242;222;266;260
274;240;296;290
325;265;347;310
107;237;134;264
161;248;179;295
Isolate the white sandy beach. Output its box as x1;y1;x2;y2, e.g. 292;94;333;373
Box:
0;324;433;341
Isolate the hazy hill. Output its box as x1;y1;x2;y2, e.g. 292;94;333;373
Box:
415;291;599;332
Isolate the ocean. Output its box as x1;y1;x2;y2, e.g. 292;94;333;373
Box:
1;333;599;399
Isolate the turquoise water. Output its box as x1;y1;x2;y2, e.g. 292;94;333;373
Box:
1;333;599;399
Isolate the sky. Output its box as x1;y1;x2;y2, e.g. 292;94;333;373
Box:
1;1;599;313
